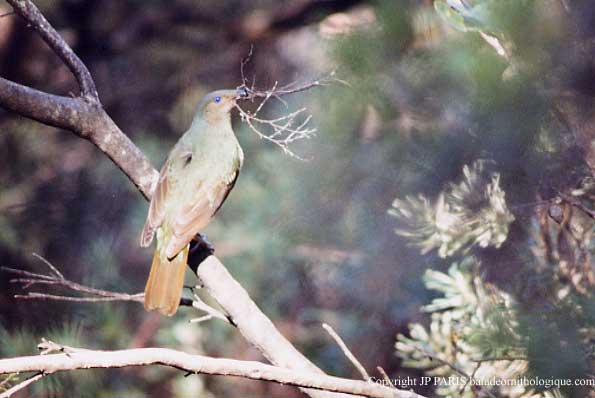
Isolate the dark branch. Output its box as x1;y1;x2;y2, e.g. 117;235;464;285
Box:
6;0;98;99
0;77;96;131
0;3;158;198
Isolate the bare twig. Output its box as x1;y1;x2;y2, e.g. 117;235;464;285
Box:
2;255;143;303
236;51;345;160
32;252;63;279
0;341;424;398
0;372;45;398
376;367;396;389
243;71;348;98
235;78;320;160
240;44;254;88
322;323;371;381
189;289;231;324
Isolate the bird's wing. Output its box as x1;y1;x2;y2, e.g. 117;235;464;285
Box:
164;168;240;258
139;141;194;247
140;160;171;247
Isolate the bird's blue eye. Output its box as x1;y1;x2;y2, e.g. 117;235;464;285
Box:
214;96;221;103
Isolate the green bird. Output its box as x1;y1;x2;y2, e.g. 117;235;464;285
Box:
140;88;246;316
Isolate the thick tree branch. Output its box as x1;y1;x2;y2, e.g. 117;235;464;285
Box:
0;77;83;129
0;1;157;197
0;75;157;196
0;344;422;398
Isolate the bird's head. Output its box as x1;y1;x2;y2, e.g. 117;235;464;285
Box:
197;88;250;124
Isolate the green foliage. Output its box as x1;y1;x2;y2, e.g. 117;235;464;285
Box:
383;1;595;397
389;160;515;258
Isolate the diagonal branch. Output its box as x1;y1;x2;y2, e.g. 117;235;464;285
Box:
0;372;45;398
6;0;97;99
0;342;423;398
322;323;370;381
0;1;157;198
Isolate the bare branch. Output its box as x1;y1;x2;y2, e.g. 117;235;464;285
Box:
0;342;424;398
190;290;231;324
240;44;254;88
322;323;371;381
0;372;45;398
376;367;396;389
235;99;316;161
0;2;158;198
0;79;157;198
244;71;347;98
32;252;63;279
2;255;143;303
6;0;98;99
236;53;345;160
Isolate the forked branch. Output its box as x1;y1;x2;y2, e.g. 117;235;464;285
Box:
235;49;344;159
0;340;422;398
1;254;229;323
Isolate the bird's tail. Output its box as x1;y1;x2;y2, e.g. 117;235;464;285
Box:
144;244;189;316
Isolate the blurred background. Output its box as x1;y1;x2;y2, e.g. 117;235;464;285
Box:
1;0;594;397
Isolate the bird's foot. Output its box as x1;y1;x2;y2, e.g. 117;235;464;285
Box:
187;233;215;274
196;233;215;252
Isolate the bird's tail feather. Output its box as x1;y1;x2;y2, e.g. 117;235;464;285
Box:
144;244;189;316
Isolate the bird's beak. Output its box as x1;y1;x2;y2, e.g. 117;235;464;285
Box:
236;86;251;100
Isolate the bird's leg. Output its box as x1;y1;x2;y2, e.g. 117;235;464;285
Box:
196;233;215;251
187;233;215;274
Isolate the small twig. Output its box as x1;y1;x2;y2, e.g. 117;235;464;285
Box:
2;254;144;303
235;76;323;161
0;372;45;398
240;45;254;88
241;70;345;100
236;53;345;160
14;292;142;303
190;291;231;324
376;367;396;389
32;252;63;279
322;323;370;381
4;256;225;320
189;314;214;324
